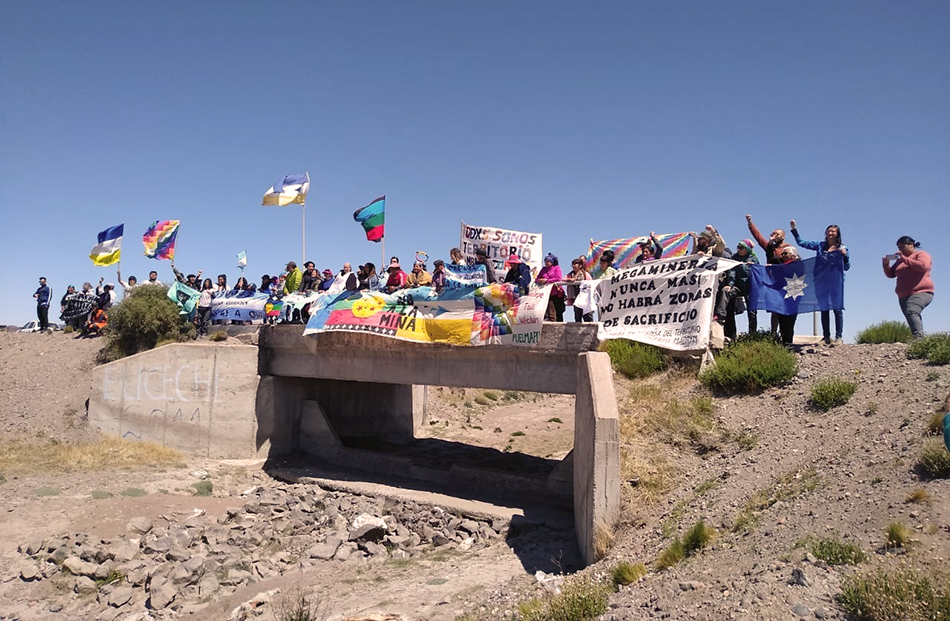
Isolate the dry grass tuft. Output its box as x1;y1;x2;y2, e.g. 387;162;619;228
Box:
0;436;184;474
906;488;931;504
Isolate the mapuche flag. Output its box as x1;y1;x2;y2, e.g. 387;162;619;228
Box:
354;196;385;242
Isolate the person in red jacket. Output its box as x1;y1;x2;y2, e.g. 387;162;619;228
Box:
882;236;934;339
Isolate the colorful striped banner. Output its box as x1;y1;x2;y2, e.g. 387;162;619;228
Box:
354;196;385;242
142;220;180;260
585;232;691;272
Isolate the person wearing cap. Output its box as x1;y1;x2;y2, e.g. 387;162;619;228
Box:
535;253;565;321
282;261;302;295
503;253;532;295
384;257;408;293
634;232;664;264
318;269;334;292
405;261;432;288
116;269;138;298
690;225;728;257
473;247;498;284
716;239;760;341
171;261;202;289
95;277;117;310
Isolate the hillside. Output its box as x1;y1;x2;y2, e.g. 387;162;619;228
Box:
0;331;948;620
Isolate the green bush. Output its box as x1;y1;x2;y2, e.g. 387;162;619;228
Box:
192;480;213;496
209;330;228;342
855;321;913;344
105;285;183;360
601;339;667;379
839;569;950;621
519;576;610;621
885;522;912;548
657;520;716;570
699;340;797;394
810;377;859;411
611;562;647;587
918;439;950;478
908;333;950;366
809;536;867;565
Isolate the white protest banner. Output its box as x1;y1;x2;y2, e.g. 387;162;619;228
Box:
459;221;543;277
445;263;487;292
210;290;269;324
596;255;737;350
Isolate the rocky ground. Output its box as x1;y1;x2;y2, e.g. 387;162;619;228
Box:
0;330;948;620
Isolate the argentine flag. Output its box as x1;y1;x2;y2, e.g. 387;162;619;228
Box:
262;172;310;206
89;224;124;267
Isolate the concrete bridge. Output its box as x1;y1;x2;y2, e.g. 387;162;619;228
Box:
88;324;620;565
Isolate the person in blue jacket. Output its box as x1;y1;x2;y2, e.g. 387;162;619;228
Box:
790;220;850;345
33;276;51;331
503;253;532;295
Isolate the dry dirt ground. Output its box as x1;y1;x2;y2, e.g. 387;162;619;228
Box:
1;330;949;621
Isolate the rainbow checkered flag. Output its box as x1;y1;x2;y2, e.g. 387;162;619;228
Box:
142;220;180;260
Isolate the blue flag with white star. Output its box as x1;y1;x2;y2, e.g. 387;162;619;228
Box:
748;256;844;314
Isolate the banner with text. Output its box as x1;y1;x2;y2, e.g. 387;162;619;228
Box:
459;221;543;277
303;283;552;347
210;290;270;323
596;254;737;350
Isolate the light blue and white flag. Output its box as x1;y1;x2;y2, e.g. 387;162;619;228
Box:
237;250;247;269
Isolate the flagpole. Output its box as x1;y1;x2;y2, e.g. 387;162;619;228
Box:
301;202;306;264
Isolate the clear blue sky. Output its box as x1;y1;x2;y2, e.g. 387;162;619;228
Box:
2;1;947;340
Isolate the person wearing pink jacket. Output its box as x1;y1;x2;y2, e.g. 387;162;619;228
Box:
882;235;934;339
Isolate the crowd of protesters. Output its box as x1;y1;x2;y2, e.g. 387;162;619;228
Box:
32;218;936;345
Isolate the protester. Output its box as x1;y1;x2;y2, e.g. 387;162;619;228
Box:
60;285;76;316
535;253;565;321
81;303;108;338
431;260;447;294
95;278;116;309
716;239;759;341
384;258;408;293
171;262;201;289
450;247;466;266
791;220;850;344
882;236;934;339
318;269;334;292
564;256;593;322
691;226;728;257
473;247;498;284
359;262;380;291
233;276;251;292
195;278;215;337
774;246;801;346
339;263;359;291
405;261;432;288
591;250;618;279
635;232;664;263
116;270;137;298
142;270;163;286
33;276;51;331
746;214;790;265
282;262;302;294
259;274;274;294
298;261;320;293
503;253;531;295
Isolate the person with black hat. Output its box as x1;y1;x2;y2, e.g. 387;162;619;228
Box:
474;247;498;284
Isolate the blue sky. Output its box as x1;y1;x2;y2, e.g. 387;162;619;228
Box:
2;1;947;340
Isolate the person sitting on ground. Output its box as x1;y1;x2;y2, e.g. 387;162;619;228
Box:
791;219;850;345
473;247;498;284
715;239;760;341
535;253;565;321
81;303;109;338
282;261;302;295
591;250;618;279
116;270;137;298
635;232;664;263
449;247;466;266
431;260;447;294
359;262;380;291
564;256;593;322
384;258;408;293
503;253;532;295
405;261;432;288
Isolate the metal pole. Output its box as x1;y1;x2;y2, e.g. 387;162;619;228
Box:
301;203;306;264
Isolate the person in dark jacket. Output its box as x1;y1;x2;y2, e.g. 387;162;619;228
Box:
474;247;498;284
715;239;760;341
33;277;51;330
634;232;664;263
503;253;532;295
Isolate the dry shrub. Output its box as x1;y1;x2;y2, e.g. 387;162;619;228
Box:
839;568;950;621
0;436;183;474
519;575;610;621
611;561;647;587
918;439;950;478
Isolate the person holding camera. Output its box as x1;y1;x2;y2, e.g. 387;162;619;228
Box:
882;235;933;339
